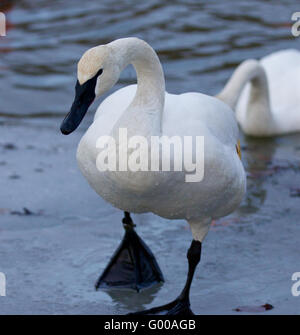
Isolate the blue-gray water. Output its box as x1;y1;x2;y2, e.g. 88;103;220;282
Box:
0;0;300;314
0;0;299;117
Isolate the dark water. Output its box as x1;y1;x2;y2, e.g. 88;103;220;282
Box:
0;0;299;118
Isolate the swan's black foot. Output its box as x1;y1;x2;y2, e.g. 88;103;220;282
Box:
95;212;164;292
129;298;194;315
130;239;202;315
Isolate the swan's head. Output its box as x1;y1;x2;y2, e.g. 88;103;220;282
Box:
60;45;120;135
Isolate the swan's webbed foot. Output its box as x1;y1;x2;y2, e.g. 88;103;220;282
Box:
95;212;164;292
129;240;202;315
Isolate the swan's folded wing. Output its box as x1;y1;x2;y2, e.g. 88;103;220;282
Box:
163;91;239;147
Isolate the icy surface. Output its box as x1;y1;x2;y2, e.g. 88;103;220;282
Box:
0;119;300;314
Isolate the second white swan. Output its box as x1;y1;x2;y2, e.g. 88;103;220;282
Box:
217;49;300;137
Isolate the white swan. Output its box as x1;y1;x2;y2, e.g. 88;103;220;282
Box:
217;49;300;137
60;37;246;314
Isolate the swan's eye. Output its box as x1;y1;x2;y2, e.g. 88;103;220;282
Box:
97;68;103;76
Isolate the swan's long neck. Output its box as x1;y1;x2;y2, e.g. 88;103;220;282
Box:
109;38;165;137
217;59;269;110
217;60;275;135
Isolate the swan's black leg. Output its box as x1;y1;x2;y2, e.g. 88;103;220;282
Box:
95;212;164;292
130;240;201;315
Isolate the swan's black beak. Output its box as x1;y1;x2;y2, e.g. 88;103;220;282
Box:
61;69;103;135
60;79;96;135
61;68;103;135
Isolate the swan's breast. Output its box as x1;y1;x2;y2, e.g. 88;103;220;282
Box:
77;86;245;219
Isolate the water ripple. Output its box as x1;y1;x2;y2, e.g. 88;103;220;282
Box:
0;0;298;117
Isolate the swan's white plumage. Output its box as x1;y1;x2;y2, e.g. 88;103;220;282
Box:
235;49;300;136
76;38;246;242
